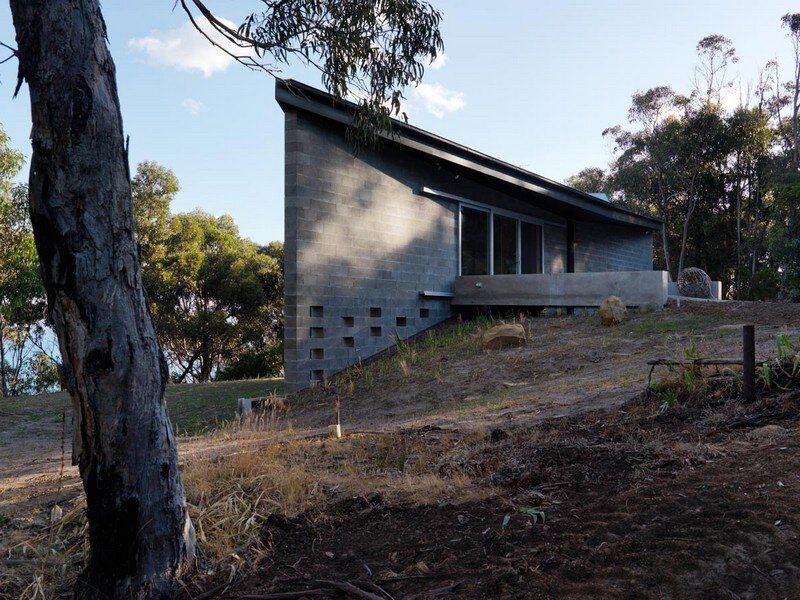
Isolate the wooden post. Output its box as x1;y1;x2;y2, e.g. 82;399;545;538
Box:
742;324;756;402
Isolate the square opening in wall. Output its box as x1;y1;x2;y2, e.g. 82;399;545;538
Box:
310;327;324;338
310;369;324;382
370;326;382;337
419;308;430;318
343;336;355;348
342;316;354;327
396;316;407;327
310;348;324;359
370;307;382;318
309;305;324;318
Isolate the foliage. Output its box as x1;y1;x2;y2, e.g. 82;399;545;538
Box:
132;169;284;382
569;23;800;299
180;0;443;148
0;127;48;397
132;161;179;272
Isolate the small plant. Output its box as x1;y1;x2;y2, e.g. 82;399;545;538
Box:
761;363;772;390
657;388;678;415
683;368;696;393
776;331;800;375
684;340;701;360
502;507;546;529
680;340;702;393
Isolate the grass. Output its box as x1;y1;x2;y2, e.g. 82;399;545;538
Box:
166;379;283;435
632;315;721;334
1;378;283;437
1;426;494;598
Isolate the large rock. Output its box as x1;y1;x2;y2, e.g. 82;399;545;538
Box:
599;296;626;326
677;267;713;299
484;323;526;350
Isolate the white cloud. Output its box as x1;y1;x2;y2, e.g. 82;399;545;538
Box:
429;53;448;70
128;16;240;78
181;98;207;116
412;83;465;118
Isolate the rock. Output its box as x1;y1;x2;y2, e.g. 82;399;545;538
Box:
599;296;626;326
483;323;526;349
677;267;713;299
50;504;63;524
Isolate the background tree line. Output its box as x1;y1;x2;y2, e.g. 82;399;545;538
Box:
0;143;284;395
567;15;800;301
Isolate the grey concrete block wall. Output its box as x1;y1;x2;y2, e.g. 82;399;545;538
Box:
574;222;653;272
285;111;459;391
283;109;654;391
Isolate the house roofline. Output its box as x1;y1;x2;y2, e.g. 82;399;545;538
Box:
275;79;663;231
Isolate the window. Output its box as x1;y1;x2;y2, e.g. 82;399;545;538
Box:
459;203;543;275
460;206;489;275
493;215;518;275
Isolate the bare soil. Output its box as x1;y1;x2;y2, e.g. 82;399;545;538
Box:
228;368;800;599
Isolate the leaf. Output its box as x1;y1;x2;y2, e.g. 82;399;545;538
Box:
502;515;511;527
519;508;546;524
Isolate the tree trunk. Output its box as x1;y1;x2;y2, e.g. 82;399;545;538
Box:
678;204;692;276
0;317;7;397
9;1;195;598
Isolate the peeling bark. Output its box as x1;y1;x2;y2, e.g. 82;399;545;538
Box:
9;1;195;598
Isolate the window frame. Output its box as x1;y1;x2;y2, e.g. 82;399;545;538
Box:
458;200;546;276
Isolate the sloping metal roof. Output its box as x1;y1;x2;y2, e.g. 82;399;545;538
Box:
275;79;662;231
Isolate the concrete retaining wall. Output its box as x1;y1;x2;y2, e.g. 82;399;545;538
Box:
453;271;671;307
668;280;723;300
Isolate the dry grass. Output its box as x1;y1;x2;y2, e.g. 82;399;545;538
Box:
0;419;494;598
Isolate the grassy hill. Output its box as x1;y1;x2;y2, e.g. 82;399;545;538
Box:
1;378;283;437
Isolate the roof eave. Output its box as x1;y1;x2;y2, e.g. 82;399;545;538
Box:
275;79;663;231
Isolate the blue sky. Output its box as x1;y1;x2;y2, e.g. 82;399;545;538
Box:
0;1;797;245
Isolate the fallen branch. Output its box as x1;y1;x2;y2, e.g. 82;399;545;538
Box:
316;580;385;600
646;357;768;387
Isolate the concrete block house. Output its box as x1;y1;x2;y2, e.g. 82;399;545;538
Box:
278;80;664;392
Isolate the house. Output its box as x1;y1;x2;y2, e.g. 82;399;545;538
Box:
277;79;666;392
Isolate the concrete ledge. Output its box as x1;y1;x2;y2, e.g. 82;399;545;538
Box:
453;271;670;307
668;281;723;300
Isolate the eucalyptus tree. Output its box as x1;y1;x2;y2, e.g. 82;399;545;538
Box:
0;131;46;397
7;0;443;598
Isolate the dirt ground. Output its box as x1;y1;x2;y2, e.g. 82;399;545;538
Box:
239;386;800;599
2;300;800;599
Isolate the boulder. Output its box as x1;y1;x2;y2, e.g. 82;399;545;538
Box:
677;267;713;299
599;296;626;326
483;323;526;350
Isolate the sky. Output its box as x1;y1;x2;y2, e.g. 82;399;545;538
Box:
0;1;797;245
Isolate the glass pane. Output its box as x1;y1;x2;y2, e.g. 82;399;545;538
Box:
521;222;542;274
460;207;489;275
493;215;518;275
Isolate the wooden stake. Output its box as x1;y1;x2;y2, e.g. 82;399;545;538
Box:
742;324;756;402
